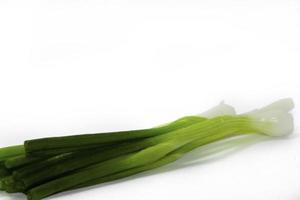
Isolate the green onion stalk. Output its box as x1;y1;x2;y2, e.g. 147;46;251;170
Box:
0;99;294;200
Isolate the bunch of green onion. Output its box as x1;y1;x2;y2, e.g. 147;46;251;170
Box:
0;99;294;200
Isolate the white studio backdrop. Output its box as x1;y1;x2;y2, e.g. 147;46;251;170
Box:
0;0;299;200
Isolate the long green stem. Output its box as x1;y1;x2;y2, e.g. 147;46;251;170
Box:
26;115;257;200
1;117;207;192
4;156;43;169
15;137;182;190
0;145;25;162
71;130;240;190
16;116;220;190
13;152;89;180
1;118;206;193
16;143;146;189
12;117;207;189
24;116;206;156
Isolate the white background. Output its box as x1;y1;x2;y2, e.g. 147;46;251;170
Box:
0;0;300;200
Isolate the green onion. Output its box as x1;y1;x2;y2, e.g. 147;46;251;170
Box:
0;99;294;200
4;155;43;169
71;128;240;190
0;145;25;162
25;116;206;156
25;115;259;199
